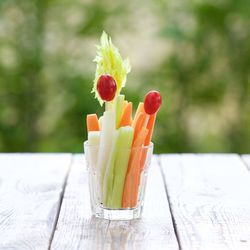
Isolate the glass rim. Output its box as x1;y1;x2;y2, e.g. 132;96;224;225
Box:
83;140;154;150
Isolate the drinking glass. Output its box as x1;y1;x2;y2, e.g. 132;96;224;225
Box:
84;141;153;220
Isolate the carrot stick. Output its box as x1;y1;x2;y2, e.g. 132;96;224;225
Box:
123;100;128;109
133;102;146;122
145;112;157;146
140;112;157;171
122;127;148;208
122;103;148;208
132;103;147;141
119;102;133;127
132;112;146;143
87;114;100;132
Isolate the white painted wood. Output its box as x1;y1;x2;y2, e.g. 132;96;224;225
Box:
106;156;179;250
50;154;110;250
160;154;250;250
51;155;179;250
242;155;250;170
0;153;72;250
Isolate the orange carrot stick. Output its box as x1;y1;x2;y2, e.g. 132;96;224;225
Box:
123;100;128;109
132;112;146;143
133;102;146;122
119;102;133;127
145;112;156;146
122;127;148;208
122;103;148;208
140;112;157;171
86;114;100;132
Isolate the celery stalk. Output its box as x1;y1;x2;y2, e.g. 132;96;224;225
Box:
87;131;100;169
87;131;100;210
107;126;134;208
92;32;131;106
96;110;116;198
116;95;125;127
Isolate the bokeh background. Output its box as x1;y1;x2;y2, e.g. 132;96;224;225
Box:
0;0;249;153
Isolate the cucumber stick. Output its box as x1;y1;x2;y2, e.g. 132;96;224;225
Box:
102;131;118;206
96;110;116;198
103;126;134;208
115;95;125;127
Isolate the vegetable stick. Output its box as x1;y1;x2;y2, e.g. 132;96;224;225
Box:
102;131;118;206
140;112;157;171
99;116;103;129
144;112;156;146
87;131;100;209
116;94;125;128
133;102;146;122
109;126;134;208
105;101;114;111
96;110;116;199
88;131;100;146
87;131;100;168
132;112;146;144
121;102;154;208
87;114;100;132
119;102;133;127
122;127;148;208
123;100;128;109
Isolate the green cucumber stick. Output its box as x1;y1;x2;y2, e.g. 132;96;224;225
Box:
102;131;118;206
110;126;134;208
115;95;125;127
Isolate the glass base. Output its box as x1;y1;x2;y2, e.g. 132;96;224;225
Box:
94;205;143;220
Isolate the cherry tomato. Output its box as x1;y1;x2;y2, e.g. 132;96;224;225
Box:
144;91;162;115
97;74;117;101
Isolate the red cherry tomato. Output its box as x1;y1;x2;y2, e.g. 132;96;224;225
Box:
97;74;117;101
144;91;162;115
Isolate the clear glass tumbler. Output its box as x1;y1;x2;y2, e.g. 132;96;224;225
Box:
84;141;154;220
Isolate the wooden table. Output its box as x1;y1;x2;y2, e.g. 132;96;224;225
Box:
0;154;250;250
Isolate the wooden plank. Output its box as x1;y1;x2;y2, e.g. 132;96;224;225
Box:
51;155;179;250
0;153;72;250
106;156;179;250
160;154;250;250
242;155;250;170
50;154;110;250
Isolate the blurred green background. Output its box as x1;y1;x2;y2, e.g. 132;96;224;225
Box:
0;0;249;153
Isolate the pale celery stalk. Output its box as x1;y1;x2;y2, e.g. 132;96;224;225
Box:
96;110;116;198
92;32;131;106
109;126;134;208
105;101;114;111
87;131;100;169
115;94;125;127
87;131;100;210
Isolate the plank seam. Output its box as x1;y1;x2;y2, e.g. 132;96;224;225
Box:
48;154;74;250
158;155;182;250
239;155;250;171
